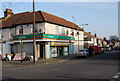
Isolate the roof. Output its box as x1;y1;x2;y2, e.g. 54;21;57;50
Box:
97;38;103;40
84;32;95;38
1;10;84;31
0;18;2;20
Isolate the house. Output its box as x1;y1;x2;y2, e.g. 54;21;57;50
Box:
97;38;103;47
114;40;120;47
84;32;98;49
1;9;84;60
103;37;111;47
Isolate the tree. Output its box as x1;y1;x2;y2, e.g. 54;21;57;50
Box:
109;35;119;45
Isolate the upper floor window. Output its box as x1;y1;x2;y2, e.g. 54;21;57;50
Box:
70;29;74;36
61;28;65;35
26;24;30;27
84;37;91;41
10;28;16;37
19;26;23;34
66;31;68;35
76;31;79;35
38;29;44;34
66;28;69;35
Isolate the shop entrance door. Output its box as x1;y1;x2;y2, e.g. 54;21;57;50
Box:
39;43;44;58
58;47;63;56
10;44;14;54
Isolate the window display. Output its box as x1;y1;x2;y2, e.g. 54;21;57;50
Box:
63;47;68;56
51;47;58;57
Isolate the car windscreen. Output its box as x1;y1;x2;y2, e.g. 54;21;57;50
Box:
79;50;85;52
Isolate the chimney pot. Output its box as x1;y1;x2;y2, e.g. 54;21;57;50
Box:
4;8;14;17
88;32;91;34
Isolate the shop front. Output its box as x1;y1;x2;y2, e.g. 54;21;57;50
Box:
50;42;71;58
12;34;75;60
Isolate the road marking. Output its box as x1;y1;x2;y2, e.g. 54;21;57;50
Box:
113;75;119;78
110;72;120;81
113;72;120;79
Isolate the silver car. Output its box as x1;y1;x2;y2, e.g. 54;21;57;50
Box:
76;49;89;57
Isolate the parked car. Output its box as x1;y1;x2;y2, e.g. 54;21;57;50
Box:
100;47;105;53
105;47;112;51
76;49;89;57
89;46;102;54
115;47;120;50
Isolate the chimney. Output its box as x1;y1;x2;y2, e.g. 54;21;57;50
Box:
4;9;14;17
94;33;97;37
88;32;91;34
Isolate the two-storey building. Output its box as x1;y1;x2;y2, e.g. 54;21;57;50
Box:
1;9;84;60
84;32;98;49
97;38;103;47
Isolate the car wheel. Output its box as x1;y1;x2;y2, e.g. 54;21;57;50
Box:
86;54;89;58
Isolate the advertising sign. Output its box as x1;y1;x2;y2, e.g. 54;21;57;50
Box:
50;42;70;46
13;34;75;40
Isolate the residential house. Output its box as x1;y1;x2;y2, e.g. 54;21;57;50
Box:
103;37;111;47
114;40;120;47
97;38;103;47
84;32;98;49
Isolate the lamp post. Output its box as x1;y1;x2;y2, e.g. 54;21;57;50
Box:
79;24;89;29
77;24;88;54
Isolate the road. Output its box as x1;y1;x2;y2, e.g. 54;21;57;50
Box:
2;50;119;81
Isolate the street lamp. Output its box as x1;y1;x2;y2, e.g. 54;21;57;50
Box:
79;24;89;29
77;24;88;54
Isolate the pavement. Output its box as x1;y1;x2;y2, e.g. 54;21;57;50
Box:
2;51;113;66
2;55;75;66
2;50;119;67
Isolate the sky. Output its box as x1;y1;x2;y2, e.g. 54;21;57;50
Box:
0;1;119;39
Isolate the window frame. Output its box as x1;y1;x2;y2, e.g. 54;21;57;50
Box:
18;25;23;34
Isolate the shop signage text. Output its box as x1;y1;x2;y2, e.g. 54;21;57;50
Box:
50;42;70;46
13;34;75;40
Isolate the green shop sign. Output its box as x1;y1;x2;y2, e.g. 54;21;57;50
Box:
13;34;75;40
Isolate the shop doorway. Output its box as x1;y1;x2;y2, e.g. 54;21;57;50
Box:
39;43;45;58
58;47;63;56
10;44;14;54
